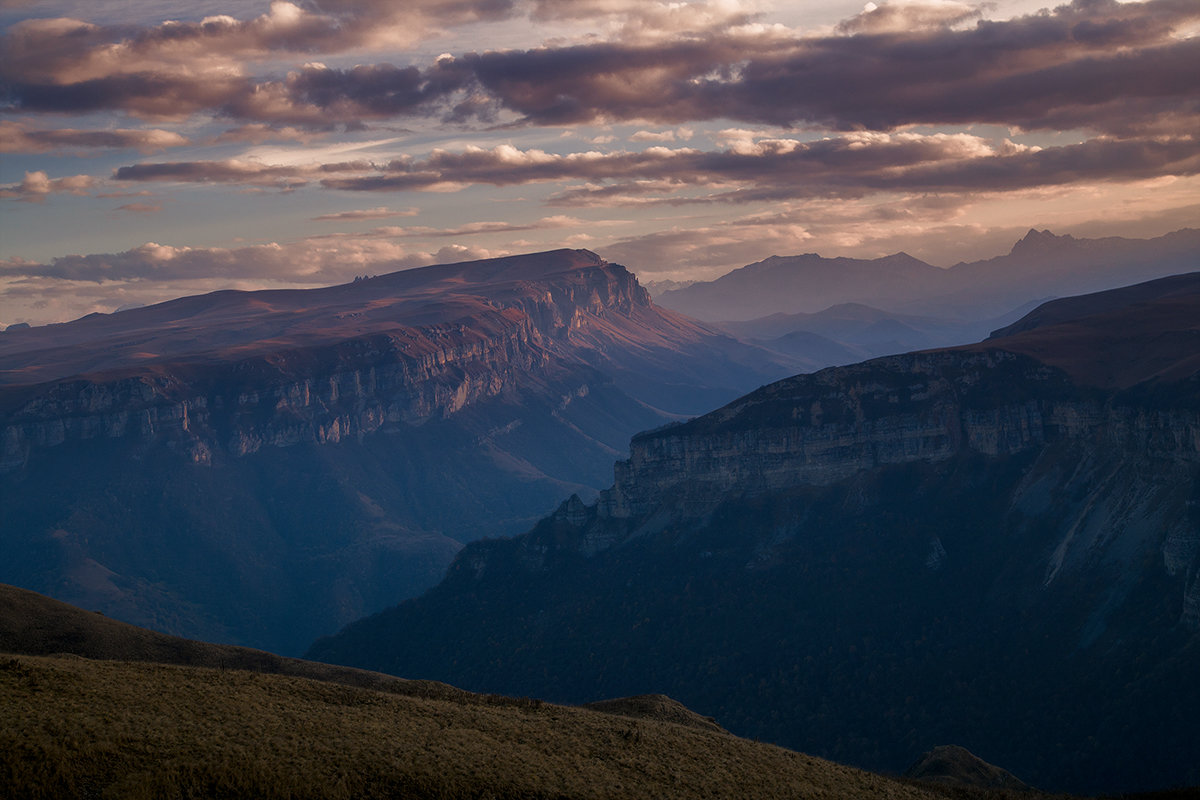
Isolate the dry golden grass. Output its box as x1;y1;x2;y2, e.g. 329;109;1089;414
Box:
0;583;479;702
3;652;1023;800
582;694;726;733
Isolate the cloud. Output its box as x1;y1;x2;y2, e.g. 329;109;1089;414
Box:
0;170;96;202
630;128;694;143
113;159;323;188
463;0;1200;135
0;121;188;153
5;0;1197;136
0;4;478;122
0;235;494;286
527;0;764;41
0;233;509;327
116;202;161;213
110;130;1200;206
213;124;331;144
96;189;154;198
836;0;980;34
244;60;474;123
547;179;697;207
313;215;589;239
311;206;419;221
594;198;1014;278
6;72;253;121
0;1;516;88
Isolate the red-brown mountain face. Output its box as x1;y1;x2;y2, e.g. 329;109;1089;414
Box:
0;249;797;655
976;271;1200;390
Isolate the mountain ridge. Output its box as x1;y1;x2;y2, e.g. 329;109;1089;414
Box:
0;248;798;654
657;228;1200;322
308;272;1200;793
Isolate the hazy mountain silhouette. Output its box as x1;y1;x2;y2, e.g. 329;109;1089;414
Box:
657;228;1200;322
716;301;1040;368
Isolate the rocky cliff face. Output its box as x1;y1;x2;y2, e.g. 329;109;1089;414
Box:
0;250;796;655
0;256;657;472
2;312;550;468
599;350;1200;579
540;347;1200;634
1;253;790;474
309;272;1200;794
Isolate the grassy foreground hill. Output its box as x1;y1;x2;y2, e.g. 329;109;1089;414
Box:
0;584;1048;800
3;653;997;800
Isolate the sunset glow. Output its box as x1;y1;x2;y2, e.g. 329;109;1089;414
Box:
2;0;1198;325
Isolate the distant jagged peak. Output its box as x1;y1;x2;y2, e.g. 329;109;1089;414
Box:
874;250;929;267
1009;228;1078;256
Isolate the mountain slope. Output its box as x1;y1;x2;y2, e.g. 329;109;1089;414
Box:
308;272;1200;794
0;584;1036;800
658;251;945;320
717;302;1036;369
0;249;797;654
0;582;467;698
3;652;1052;800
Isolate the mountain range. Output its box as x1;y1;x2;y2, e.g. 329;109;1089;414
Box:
308;270;1200;795
0;249;795;654
715;301;1038;369
657;228;1200;322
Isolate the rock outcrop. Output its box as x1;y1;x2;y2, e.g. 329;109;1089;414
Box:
904;745;1029;790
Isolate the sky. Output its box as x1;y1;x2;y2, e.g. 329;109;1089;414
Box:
1;0;1198;326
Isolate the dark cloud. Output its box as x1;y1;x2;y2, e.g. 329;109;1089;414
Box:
4;0;1196;135
233;60;475;123
4;73;251;119
113;160;316;188
112;129;1199;205
548;179;698;207
0;0;518;80
0;237;493;285
312;215;586;240
0;3;485;123
0;243;277;282
461;0;1200;134
0;121;188;153
310;134;1198;199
